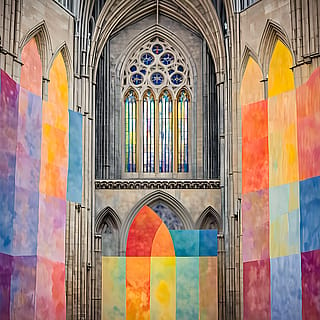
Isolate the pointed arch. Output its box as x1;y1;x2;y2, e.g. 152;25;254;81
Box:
259;19;294;76
142;89;156;173
46;42;73;99
159;89;173;173
240;54;264;106
268;39;295;97
20;37;42;96
96;206;121;256
102;25;197;87
177;88;190;173
120;190;194;254
95;206;121;234
89;0;225;77
124;88;138;172
240;44;262;81
196;206;222;232
19;20;52;74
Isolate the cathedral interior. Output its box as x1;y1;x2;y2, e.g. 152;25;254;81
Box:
0;0;319;319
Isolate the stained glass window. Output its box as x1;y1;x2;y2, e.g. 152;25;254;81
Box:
122;37;192;175
171;73;183;85
131;73;143;85
177;90;189;172
141;53;154;65
160;53;174;65
151;72;164;85
143;90;155;172
125;90;137;172
159;90;173;172
152;44;163;55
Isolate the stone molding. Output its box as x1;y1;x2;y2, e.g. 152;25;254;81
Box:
95;179;220;189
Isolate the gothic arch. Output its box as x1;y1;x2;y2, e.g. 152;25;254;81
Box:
107;25;197;92
95;206;122;234
120;190;194;254
96;206;121;256
18;20;52;74
89;0;225;79
259;19;294;76
46;42;73;107
240;44;262;81
196;205;222;231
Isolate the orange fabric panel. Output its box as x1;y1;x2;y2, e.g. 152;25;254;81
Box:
20;38;42;96
151;223;175;257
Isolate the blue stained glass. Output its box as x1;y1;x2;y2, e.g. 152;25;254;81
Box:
160;52;174;65
140;69;146;75
130;65;137;72
131;73;143;85
178;65;184;72
141;52;154;65
171;73;183;85
151;72;163;85
151;203;183;229
152;44;163;55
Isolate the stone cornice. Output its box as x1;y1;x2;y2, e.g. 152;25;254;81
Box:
95;179;220;190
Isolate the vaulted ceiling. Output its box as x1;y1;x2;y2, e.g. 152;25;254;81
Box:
78;0;233;75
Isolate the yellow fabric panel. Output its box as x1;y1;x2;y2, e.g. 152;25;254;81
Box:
268;41;294;97
240;57;264;105
48;52;68;107
150;257;176;320
268;90;299;187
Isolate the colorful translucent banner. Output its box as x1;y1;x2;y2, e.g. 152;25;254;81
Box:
102;206;218;319
67;110;83;203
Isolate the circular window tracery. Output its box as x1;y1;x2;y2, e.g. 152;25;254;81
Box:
151;72;164;85
131;73;143;85
171;73;183;85
141;53;154;65
160;53;174;65
152;44;163;55
122;37;192;96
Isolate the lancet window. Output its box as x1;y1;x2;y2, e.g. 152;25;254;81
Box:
122;37;193;174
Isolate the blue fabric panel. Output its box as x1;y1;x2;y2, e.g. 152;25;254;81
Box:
67;110;83;203
271;254;302;320
199;229;218;256
300;176;320;252
169;230;199;257
176;257;199;319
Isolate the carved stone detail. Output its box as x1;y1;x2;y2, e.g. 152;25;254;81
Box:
95;179;220;189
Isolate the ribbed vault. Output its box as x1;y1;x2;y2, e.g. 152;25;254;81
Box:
87;0;227;78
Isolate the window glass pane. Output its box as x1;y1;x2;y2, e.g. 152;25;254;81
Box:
125;90;137;172
159;90;173;172
177;90;189;172
143;90;155;172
